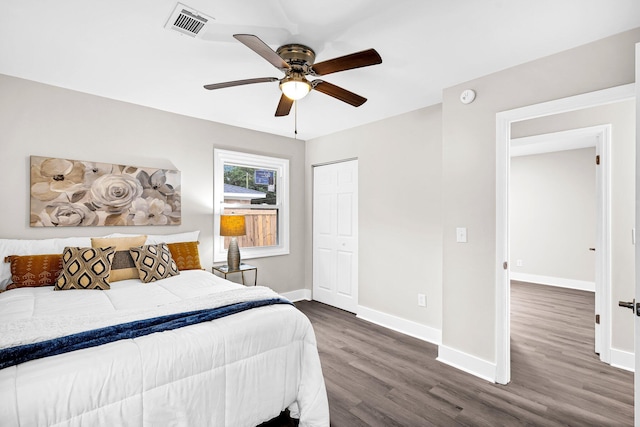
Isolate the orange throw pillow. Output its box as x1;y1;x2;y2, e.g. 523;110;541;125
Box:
8;254;63;289
167;241;202;270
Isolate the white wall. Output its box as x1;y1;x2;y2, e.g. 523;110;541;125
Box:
306;105;443;335
510;148;596;283
441;27;640;366
0;74;306;293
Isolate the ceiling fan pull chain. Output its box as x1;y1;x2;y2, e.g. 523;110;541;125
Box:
294;100;298;139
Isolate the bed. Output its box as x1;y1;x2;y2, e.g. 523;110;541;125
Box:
0;233;329;427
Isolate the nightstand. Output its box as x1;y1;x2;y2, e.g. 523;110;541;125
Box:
212;263;257;286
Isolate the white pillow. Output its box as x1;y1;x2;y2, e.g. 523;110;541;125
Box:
0;237;91;290
145;231;200;245
101;231;199;244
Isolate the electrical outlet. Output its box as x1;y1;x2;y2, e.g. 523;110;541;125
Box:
418;294;426;307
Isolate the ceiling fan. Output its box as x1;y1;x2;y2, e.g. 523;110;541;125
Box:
204;34;382;117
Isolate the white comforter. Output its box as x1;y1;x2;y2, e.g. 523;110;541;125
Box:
0;270;329;427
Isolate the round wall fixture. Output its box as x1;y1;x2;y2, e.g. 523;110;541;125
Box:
460;89;476;104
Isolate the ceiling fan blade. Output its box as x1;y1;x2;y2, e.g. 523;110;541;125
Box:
275;94;294;117
234;34;291;71
311;49;382;76
312;80;367;107
203;77;279;90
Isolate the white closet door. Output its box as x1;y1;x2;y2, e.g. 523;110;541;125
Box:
313;160;358;313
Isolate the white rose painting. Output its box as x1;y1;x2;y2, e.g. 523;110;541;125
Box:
30;156;181;227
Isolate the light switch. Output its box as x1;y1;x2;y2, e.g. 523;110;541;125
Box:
456;227;467;243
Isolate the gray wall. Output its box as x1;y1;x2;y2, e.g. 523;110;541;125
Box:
441;28;639;363
510;148;596;282
306;105;443;331
0;74;306;293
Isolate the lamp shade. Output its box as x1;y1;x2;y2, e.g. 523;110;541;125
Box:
220;215;246;236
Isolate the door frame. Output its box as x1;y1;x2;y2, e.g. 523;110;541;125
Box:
495;83;635;385
634;42;640;426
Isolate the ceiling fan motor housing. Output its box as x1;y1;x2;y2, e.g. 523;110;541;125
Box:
276;44;316;73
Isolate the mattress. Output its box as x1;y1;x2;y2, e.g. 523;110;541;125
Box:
0;270;329;426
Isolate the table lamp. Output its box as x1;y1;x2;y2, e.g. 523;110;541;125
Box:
220;214;246;270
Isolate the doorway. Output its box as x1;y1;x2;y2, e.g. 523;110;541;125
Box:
510;126;607;358
495;83;635;384
312;159;359;313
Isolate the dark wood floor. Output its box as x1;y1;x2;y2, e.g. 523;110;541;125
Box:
294;281;634;426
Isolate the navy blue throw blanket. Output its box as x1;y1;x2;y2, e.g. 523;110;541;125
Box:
0;297;291;370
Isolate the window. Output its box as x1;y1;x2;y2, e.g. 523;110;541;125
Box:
213;149;289;262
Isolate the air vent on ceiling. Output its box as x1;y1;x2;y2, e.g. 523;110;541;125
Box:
165;3;213;38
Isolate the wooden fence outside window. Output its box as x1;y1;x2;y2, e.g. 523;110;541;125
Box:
223;208;277;248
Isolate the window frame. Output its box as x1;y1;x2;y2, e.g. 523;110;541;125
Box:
213;148;290;262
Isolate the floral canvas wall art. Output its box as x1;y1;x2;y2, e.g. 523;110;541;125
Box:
30;156;181;227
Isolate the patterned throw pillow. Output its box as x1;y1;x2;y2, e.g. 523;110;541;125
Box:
91;235;146;282
54;246;116;291
167;241;202;270
7;254;63;289
129;244;180;283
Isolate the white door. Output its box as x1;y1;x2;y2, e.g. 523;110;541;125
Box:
313;160;358;313
634;42;639;426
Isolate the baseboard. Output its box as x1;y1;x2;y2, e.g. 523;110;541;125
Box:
354;306;496;383
610;348;635;372
437;345;497;383
280;288;312;302
356;305;442;345
510;272;595;292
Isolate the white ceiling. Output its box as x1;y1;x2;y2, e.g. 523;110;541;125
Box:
1;1;639;140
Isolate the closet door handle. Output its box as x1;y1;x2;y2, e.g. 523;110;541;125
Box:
589;248;595;251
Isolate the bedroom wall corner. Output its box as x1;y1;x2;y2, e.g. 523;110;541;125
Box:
305;104;444;335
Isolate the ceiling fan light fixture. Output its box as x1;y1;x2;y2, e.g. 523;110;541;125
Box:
280;76;311;100
203;34;383;117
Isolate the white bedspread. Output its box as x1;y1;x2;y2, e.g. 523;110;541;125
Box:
0;270;329;427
